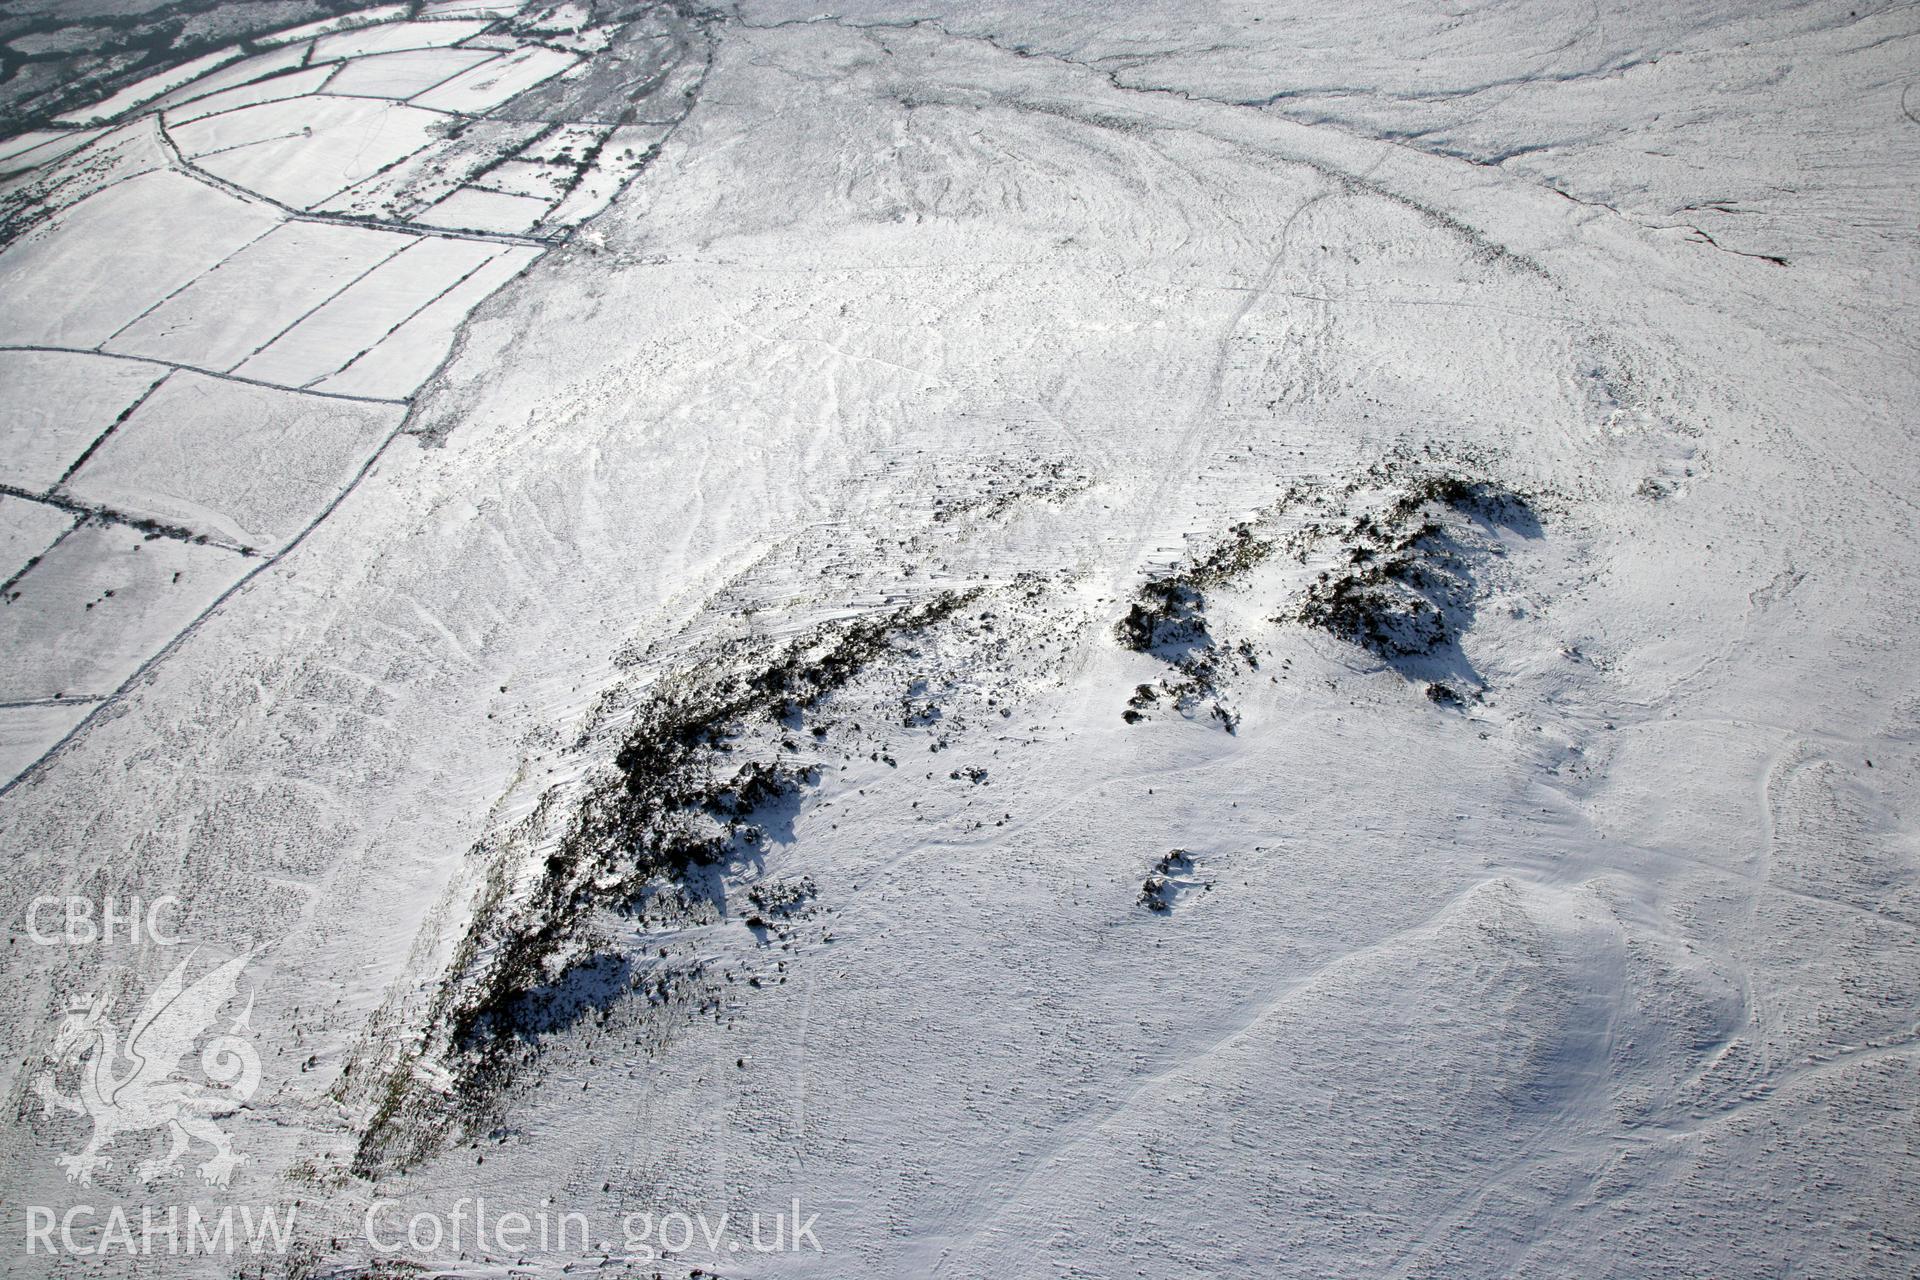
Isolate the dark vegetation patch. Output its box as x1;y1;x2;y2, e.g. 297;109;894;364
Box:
929;458;1091;526
744;875;817;937
1118;449;1543;721
1117;520;1279;651
1116;501;1300;731
1138;849;1210;912
1289;466;1538;680
352;592;978;1174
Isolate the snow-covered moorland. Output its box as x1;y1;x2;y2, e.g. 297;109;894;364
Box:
0;0;1915;1276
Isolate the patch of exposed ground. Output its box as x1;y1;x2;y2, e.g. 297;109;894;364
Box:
1117;449;1543;725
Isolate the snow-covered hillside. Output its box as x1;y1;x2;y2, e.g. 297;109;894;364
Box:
1;2;1915;1276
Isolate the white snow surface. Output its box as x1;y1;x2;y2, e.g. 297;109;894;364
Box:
0;3;1915;1278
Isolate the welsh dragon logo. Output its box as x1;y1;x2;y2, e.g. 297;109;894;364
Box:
33;952;261;1188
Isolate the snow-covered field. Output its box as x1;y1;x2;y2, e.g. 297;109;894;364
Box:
0;1;1915;1276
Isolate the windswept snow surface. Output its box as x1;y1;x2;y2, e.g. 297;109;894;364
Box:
1;2;1917;1278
